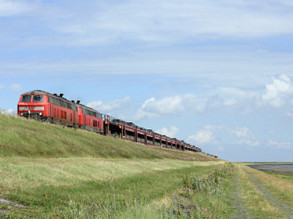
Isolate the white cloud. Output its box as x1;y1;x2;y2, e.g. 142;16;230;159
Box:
260;74;293;108
0;0;30;16
189;125;260;147
188;125;223;145
188;130;213;145
133;74;293;121
134;94;207;120
232;127;254;139
134;95;184;120
156;126;178;138
87;96;130;114
268;140;292;149
53;0;293;44
2;0;293;48
216;87;256;106
231;127;259;147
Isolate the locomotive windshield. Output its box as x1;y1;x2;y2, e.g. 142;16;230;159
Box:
33;95;43;102
21;95;31;102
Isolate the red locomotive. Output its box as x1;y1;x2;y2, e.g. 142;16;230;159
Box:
17;90;206;154
18;90;78;127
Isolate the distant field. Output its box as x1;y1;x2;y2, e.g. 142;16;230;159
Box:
247;163;293;174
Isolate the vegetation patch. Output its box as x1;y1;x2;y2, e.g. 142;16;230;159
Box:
170;163;236;218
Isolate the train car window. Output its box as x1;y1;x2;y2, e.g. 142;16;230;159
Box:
33;95;44;102
60;100;66;108
47;96;50;102
93;120;97;127
21;95;31;102
51;98;56;105
83;109;88;115
55;98;61;106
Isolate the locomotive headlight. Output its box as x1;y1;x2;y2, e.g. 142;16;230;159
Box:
39;112;43;116
21;113;23;116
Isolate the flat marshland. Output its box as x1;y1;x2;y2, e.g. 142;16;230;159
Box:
0;114;293;218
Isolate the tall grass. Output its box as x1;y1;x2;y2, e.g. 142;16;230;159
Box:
2;164;223;218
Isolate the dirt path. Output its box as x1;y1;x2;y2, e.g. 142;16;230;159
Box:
245;170;293;219
0;195;25;215
230;172;253;219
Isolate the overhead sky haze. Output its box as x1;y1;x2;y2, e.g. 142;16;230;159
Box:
1;0;293;161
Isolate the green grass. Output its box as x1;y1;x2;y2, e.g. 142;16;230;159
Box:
0;113;222;217
266;172;293;183
0;113;215;161
1;160;224;218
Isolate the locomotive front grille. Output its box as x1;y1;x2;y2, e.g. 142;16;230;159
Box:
19;106;44;111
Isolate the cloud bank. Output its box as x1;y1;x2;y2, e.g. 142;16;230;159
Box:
134;75;293;120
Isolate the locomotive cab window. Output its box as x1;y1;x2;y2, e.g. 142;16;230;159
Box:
21;95;31;102
33;95;43;102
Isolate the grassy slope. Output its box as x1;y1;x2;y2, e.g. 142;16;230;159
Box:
0;113;215;161
0;113;222;217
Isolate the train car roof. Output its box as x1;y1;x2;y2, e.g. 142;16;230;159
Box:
75;103;102;115
21;90;74;104
22;90;50;96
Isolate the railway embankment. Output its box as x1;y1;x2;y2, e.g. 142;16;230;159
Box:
0;113;214;160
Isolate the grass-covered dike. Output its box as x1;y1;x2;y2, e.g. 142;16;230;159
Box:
0;113;214;160
1;113;293;218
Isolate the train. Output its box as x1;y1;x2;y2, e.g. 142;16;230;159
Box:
17;90;207;154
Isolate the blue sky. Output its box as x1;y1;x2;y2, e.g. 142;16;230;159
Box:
1;0;293;161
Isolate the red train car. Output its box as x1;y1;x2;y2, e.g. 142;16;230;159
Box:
18;90;78;127
76;102;104;134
